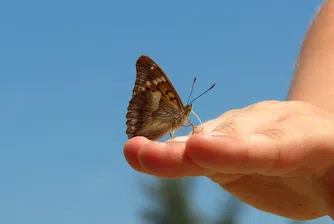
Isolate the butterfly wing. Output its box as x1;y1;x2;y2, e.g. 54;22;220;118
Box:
132;56;184;108
126;55;192;140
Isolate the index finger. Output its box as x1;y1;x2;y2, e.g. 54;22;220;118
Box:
123;136;215;178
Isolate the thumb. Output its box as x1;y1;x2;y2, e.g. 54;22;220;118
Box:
185;129;308;176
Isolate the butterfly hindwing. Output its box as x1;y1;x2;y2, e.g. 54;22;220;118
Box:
126;90;182;140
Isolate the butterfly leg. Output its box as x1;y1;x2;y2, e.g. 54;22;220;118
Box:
189;120;195;135
183;120;196;135
169;130;176;139
182;120;194;127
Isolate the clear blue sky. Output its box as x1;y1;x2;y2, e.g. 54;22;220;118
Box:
0;0;332;223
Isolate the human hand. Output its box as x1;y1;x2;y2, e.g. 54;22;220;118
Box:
123;100;334;220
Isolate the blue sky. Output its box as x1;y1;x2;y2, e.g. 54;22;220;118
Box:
0;0;332;223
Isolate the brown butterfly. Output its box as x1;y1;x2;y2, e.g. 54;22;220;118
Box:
126;55;214;141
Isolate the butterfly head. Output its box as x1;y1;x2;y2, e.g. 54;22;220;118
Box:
185;104;192;111
183;104;193;120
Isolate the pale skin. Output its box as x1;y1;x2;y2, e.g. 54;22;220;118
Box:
124;0;334;220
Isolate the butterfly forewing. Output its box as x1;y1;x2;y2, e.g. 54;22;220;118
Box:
134;56;184;109
126;55;192;140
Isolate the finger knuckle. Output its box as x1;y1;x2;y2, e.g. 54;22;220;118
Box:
218;109;241;121
262;128;285;141
245;100;282;112
216;120;242;136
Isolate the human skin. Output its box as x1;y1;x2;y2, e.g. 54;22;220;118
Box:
124;0;334;220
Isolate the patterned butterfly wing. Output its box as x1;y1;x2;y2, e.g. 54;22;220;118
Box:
126;56;192;140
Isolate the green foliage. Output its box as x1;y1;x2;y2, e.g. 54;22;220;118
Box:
140;178;203;224
140;178;241;224
140;177;308;224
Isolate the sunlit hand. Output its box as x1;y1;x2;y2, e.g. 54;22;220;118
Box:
123;100;334;220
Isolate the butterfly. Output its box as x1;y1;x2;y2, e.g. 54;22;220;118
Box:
126;55;214;141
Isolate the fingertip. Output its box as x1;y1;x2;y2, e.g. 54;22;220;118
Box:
123;136;151;172
137;141;162;165
137;140;210;178
138;141;184;177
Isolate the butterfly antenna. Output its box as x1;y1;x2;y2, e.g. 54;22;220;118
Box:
191;110;202;125
189;83;216;105
187;77;197;105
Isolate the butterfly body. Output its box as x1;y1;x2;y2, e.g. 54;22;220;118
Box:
126;56;193;141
